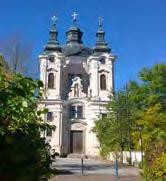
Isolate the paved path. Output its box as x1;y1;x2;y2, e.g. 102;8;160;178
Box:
50;158;141;181
55;174;141;181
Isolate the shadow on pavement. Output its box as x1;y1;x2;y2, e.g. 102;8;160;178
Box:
56;169;73;175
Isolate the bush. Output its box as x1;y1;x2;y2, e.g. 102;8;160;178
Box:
143;143;166;181
0;72;53;181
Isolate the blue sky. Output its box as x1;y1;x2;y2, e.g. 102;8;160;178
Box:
0;0;166;90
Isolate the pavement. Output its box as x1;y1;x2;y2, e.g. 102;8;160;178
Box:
50;157;142;181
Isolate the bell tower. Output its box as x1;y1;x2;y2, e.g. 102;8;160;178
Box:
88;17;115;100
39;16;63;100
39;16;63;154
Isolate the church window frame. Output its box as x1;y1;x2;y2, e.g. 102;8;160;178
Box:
46;127;53;137
48;72;55;89
70;106;77;119
99;58;106;64
69;104;84;119
48;55;55;63
77;105;83;119
100;74;107;90
47;112;53;121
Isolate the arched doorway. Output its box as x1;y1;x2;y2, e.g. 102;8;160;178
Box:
70;130;83;153
69;122;86;154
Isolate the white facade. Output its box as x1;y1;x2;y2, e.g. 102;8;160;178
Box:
39;19;115;157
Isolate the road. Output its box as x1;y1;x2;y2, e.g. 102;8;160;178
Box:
50;157;141;181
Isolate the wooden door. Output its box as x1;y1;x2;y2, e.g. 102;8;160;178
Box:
70;131;83;153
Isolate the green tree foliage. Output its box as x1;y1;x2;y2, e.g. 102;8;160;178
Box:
93;91;130;159
0;60;53;181
93;63;166;180
134;64;166;180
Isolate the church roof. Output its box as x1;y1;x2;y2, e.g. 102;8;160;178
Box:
93;17;111;53
44;16;62;53
62;44;93;57
43;15;111;56
63;18;93;57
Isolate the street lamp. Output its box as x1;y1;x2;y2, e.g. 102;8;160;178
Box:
135;125;143;166
125;84;132;165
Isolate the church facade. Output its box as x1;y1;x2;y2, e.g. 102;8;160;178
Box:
39;15;115;157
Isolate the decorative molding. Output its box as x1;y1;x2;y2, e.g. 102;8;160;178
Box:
47;68;57;72
98;69;110;73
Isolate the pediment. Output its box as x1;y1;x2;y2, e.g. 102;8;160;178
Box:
98;69;110;73
47;68;57;72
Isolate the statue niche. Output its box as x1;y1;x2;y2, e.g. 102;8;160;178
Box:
68;77;86;98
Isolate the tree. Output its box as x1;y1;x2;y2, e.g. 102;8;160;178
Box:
0;36;32;74
93;63;166;180
93;91;129;159
0;61;54;181
132;64;166;180
0;54;10;77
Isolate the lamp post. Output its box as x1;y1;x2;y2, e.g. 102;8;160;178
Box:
139;126;143;166
136;125;143;167
126;84;132;165
114;156;119;178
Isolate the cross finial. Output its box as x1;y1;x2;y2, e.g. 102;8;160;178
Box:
51;15;58;26
98;16;103;27
72;12;78;22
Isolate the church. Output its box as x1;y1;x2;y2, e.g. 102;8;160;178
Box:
39;13;115;157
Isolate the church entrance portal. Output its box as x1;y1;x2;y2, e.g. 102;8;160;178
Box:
70;130;83;154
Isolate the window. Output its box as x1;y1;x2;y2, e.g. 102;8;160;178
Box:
46;127;52;137
70;106;76;118
100;74;106;90
47;112;53;121
70;105;84;119
100;58;105;64
77;106;83;118
48;73;54;88
48;56;54;62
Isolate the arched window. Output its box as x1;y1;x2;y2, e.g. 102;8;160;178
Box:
47;112;53;121
100;74;106;90
48;73;54;88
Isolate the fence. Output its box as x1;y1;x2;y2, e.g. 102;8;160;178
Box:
108;151;143;166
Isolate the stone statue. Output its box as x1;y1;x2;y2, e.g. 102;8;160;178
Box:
68;76;86;98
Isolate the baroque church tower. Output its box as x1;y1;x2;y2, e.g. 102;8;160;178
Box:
39;14;115;156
